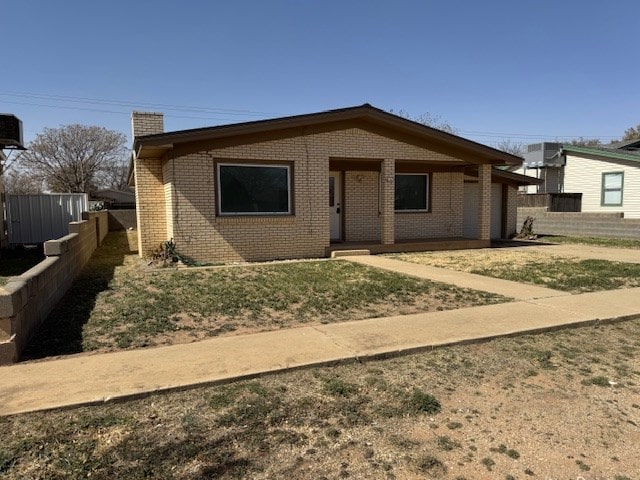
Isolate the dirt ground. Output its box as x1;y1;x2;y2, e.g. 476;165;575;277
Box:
3;318;639;480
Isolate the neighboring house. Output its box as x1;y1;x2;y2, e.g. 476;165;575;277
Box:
90;188;136;209
129;104;534;263
517;141;640;218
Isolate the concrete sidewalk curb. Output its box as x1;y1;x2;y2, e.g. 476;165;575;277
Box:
3;287;640;417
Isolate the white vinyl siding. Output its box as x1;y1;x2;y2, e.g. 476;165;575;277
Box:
563;154;640;219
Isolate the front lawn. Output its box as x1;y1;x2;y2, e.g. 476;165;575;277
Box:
537;235;640;249
3;316;639;479
23;233;507;359
392;249;640;293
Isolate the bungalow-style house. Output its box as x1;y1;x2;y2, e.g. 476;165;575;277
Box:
517;140;640;218
129;104;533;263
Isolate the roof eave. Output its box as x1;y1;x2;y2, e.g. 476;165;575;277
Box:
133;104;523;165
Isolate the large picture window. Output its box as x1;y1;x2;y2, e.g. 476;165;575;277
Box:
601;172;623;206
218;163;291;215
395;173;429;211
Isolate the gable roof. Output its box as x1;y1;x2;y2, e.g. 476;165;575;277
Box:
608;138;640;151
133;104;522;166
561;144;640;164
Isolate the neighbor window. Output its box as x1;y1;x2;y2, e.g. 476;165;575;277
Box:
395;174;429;211
601;172;623;206
218;163;291;215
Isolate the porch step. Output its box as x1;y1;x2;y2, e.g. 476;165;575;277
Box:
330;249;371;258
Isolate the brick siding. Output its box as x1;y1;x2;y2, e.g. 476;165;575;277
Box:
135;126;492;263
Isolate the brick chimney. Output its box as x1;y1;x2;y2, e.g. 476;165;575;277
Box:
131;111;164;138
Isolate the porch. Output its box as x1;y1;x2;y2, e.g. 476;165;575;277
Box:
326;237;490;257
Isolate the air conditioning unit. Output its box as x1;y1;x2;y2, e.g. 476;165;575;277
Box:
522;142;563;168
0;114;25;150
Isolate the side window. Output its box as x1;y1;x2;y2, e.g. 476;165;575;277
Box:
601;172;623;206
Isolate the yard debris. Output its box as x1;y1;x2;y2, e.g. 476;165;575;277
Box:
516;216;537;239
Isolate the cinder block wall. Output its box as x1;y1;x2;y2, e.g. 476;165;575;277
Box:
0;211;108;364
517;207;640;239
108;209;137;231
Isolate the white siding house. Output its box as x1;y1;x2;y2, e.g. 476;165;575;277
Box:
562;145;640;219
514;143;640;218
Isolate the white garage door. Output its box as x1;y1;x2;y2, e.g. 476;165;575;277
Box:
463;182;503;239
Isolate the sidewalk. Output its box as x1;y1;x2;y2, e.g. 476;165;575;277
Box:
3;282;640;416
342;255;568;300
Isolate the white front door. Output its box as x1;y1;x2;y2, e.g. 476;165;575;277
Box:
329;171;342;241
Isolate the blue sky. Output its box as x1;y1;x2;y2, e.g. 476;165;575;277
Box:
3;0;639;147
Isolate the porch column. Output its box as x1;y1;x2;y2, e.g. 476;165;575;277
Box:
380;158;395;245
477;163;491;240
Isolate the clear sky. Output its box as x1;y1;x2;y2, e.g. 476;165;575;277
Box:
3;0;639;148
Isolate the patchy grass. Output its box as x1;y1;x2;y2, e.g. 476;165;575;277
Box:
6;317;639;478
23;233;508;359
538;235;640;249
392;250;640;293
0;247;45;285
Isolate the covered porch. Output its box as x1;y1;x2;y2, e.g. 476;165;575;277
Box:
328;157;494;249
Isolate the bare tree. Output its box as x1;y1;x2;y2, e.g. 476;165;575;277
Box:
2;168;44;194
622;124;640;141
389;109;457;134
16;124;128;193
495;139;525;157
568;137;602;147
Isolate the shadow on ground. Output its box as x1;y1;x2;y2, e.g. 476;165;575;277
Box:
0;246;45;279
21;232;137;360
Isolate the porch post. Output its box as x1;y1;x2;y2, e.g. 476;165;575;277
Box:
380;158;395;245
477;164;491;241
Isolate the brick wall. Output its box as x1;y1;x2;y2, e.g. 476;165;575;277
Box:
395;172;464;240
136;127;486;263
344;171;381;242
0;211;108;364
505;186;518;237
131;112;164;137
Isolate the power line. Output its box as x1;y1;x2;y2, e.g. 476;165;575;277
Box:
0;90;287;117
0;89;623;141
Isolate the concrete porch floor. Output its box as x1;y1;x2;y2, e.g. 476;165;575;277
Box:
326;237;490;256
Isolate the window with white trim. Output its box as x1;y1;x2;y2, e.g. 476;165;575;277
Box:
217;163;291;215
601;172;623;206
395;173;429;211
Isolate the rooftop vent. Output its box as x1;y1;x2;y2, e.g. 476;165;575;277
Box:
522;142;563;168
0;114;25;150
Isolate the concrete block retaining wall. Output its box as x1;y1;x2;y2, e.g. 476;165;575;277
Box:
0;211;108;364
517;207;640;239
108;209;137;231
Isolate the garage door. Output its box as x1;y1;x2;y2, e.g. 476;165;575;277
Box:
463;182;503;239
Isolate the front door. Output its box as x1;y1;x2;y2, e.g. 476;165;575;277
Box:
329;171;342;241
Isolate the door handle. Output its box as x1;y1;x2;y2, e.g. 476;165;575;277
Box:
336;203;340;214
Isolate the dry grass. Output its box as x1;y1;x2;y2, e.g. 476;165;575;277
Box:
22;232;507;360
3;318;639;479
392;249;640;293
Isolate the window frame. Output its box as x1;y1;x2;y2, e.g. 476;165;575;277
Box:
394;173;430;212
601;171;624;207
216;162;293;216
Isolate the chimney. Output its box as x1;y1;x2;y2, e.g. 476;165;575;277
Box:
131;111;164;138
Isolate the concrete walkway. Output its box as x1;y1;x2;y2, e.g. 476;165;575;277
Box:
3;281;640;416
342;255;569;300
